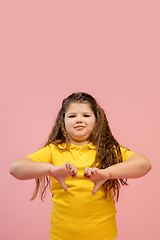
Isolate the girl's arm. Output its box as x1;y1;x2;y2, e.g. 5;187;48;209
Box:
10;158;77;191
10;157;55;180
84;154;151;194
103;154;151;179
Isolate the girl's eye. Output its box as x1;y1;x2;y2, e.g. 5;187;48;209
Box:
83;114;90;117
69;115;76;118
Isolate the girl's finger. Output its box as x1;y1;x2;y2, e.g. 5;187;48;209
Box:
68;164;77;177
84;167;92;177
91;167;98;175
70;164;75;173
64;162;70;169
72;166;78;178
84;167;89;175
73;166;77;175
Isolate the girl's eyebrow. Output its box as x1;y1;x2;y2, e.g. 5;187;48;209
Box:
83;112;91;114
68;111;91;114
66;112;91;117
67;112;76;115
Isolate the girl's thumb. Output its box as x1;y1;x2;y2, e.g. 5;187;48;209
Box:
60;181;68;192
92;184;100;195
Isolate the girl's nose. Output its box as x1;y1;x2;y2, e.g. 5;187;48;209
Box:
76;117;83;123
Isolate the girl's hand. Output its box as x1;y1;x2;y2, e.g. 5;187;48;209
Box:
50;162;77;191
84;167;109;194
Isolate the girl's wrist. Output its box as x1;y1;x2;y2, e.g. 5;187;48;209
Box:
102;168;111;180
49;165;61;178
49;165;56;177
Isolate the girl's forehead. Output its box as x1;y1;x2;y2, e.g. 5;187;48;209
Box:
66;102;93;112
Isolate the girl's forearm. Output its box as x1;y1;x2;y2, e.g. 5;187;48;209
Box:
10;157;54;180
104;154;151;180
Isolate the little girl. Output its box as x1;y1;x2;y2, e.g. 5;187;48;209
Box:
10;92;151;240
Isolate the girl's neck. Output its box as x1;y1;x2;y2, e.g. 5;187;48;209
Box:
69;138;91;147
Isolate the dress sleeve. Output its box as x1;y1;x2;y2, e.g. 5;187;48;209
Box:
120;146;135;162
27;145;52;163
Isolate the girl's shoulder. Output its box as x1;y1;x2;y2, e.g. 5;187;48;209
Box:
120;146;135;162
48;142;68;151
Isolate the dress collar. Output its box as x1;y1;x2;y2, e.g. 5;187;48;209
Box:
58;142;96;150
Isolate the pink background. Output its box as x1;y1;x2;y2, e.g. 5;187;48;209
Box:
1;1;160;239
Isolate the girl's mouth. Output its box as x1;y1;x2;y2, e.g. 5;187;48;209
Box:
74;126;85;130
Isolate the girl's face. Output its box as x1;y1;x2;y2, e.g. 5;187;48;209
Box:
64;102;96;146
